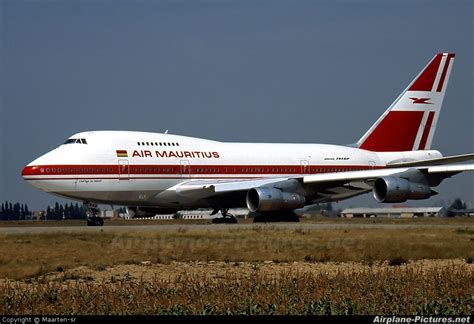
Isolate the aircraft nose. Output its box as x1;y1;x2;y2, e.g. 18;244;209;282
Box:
21;165;40;179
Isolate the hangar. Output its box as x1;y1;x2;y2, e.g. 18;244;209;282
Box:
340;207;447;218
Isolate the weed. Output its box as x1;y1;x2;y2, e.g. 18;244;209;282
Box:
0;263;470;315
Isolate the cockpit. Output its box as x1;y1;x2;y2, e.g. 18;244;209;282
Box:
63;138;88;144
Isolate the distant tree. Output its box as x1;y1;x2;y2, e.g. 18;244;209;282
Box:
46;206;51;220
79;205;87;219
24;204;29;218
74;203;80;218
64;203;69;219
53;202;60;219
13;203;20;220
59;204;64;219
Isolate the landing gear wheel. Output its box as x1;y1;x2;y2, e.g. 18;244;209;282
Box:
211;208;238;224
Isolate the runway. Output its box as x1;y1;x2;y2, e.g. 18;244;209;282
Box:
0;222;472;234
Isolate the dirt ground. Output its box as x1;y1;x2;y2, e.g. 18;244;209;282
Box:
29;258;472;284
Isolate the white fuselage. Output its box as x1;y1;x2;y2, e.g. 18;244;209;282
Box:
22;131;442;208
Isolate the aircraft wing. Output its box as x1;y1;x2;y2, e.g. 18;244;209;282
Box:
172;164;474;201
386;153;474;168
172;177;291;199
301;163;474;203
303;163;474;184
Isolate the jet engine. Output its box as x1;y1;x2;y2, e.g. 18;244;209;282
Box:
126;207;179;218
373;176;434;203
246;187;305;212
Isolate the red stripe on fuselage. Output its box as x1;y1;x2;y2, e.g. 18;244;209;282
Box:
436;53;454;92
408;53;442;91
22;164;376;177
359;111;424;152
417;111;435;150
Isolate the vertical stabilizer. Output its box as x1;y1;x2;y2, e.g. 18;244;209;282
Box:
357;52;455;152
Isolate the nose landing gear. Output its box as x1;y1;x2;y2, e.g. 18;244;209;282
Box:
84;202;104;226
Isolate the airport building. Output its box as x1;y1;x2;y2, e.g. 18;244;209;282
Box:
123;208;249;220
340;207;447;218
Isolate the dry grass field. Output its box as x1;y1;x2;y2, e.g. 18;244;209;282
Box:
0;219;472;314
0;260;472;315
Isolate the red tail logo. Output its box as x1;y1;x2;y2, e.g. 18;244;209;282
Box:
358;53;455;152
410;97;432;104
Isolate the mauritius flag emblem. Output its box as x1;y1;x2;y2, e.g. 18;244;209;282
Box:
116;150;128;158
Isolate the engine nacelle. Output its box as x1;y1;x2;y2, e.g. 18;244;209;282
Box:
373;177;433;203
126;207;179;218
246;187;306;212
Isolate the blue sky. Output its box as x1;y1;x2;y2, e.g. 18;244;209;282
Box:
1;0;472;210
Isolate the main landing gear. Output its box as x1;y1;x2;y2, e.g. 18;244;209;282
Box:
84;201;104;226
211;208;238;224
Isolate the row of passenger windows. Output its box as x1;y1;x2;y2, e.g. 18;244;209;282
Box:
309;167;365;173
40;166;368;174
132;167;176;173
64;138;87;144
131;167;365;173
137;141;179;147
41;167;114;174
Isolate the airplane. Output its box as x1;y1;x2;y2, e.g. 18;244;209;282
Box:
22;52;474;225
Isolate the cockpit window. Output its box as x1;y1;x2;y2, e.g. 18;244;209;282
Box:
64;138;88;145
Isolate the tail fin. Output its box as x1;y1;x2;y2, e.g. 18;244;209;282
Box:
357;52;455;152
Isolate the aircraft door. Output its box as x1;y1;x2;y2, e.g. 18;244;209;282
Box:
300;160;310;174
368;160;376;169
180;160;191;178
118;160;130;180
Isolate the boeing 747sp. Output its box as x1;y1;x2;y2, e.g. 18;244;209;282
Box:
22;52;474;224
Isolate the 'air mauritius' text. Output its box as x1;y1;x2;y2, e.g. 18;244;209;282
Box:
132;150;220;159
